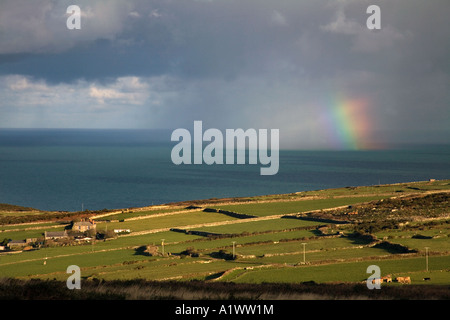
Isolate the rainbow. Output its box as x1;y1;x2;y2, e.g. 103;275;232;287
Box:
319;96;374;150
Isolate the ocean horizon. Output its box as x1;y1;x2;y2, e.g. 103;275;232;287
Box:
0;129;449;212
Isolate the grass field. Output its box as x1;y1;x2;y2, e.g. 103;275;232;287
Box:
209;195;388;217
0;221;64;231
226;255;450;284
229;236;371;257
255;246;391;264
387;237;450;253
97;209;239;233
164;229;319;253
0;180;449;295
94;207;188;221
220;179;450;202
193;217;325;234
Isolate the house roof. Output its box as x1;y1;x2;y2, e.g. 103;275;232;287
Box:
8;240;26;244
45;231;67;237
73;221;95;226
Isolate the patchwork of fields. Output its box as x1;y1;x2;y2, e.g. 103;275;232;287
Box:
0;180;449;289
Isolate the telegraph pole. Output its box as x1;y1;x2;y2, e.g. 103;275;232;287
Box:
302;243;306;264
161;239;165;256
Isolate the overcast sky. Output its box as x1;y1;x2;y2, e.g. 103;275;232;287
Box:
0;0;448;149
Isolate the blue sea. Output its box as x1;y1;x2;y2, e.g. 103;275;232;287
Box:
0;129;448;212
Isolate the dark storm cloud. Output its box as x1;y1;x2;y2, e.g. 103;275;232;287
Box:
0;0;341;81
0;0;448;148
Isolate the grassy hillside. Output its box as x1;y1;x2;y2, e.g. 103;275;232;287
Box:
0;179;449;299
0;203;41;214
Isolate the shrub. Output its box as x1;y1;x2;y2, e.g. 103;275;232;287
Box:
135;245;159;256
180;247;199;257
210;249;235;260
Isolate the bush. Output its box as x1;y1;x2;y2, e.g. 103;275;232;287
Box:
180;247;199;257
135;245;159;256
411;234;433;239
373;241;416;254
96;230;116;240
210;250;235;260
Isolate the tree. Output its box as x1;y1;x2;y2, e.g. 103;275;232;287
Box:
85;229;96;238
96;229;116;240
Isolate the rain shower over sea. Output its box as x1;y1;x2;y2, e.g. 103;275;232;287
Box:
0;129;448;212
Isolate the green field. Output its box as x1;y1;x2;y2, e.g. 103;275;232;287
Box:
220;179;450;202
97;210;238;233
0;180;449;290
209;196;387;217
255;246;391;264
164;229;320;254
226;255;450;285
388;237;450;253
0;227;66;241
94;207;188;221
229;236;371;257
193;217;325;234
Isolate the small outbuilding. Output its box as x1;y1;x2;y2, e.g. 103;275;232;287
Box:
7;240;27;249
44;230;69;240
114;229;131;234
